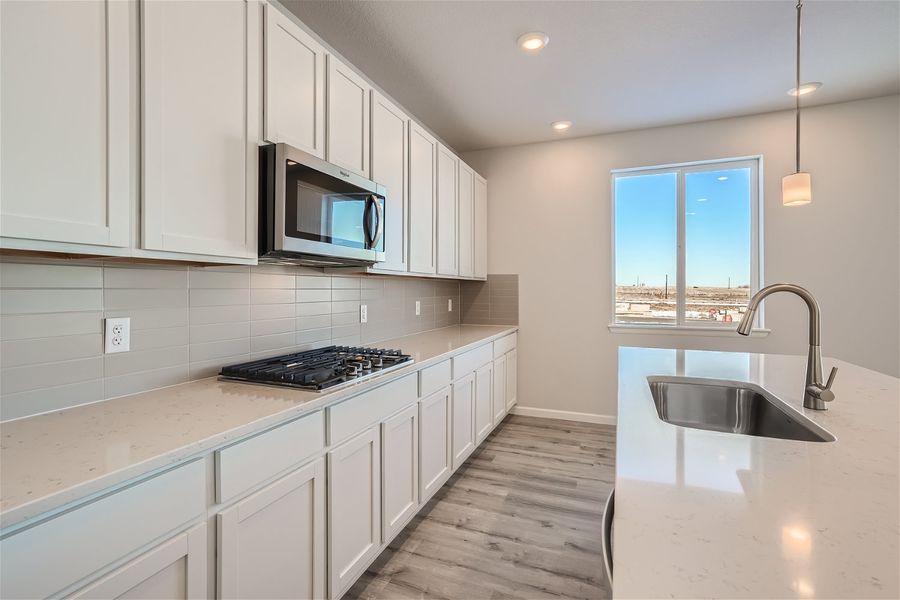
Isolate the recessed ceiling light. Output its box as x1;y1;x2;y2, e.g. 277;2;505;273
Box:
787;82;823;96
517;31;549;52
551;120;572;131
717;176;728;181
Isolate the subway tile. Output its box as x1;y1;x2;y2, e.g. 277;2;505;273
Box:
1;380;104;421
104;288;187;310
1;289;102;314
250;303;294;321
1;311;102;340
105;307;189;330
297;275;331;289
331;311;359;327
250;271;295;289
297;302;332;316
360;286;383;301
1;334;102;368
296;314;332;331
104;365;189;400
250;288;295;305
331;288;360;302
189;304;250;326
331;324;360;340
250;332;295;354
190;338;251;363
296;327;331;345
1;357;103;395
331;277;361;289
105;346;189;377
190;321;250;344
189;288;250;307
189;353;250;380
130;326;189;351
0;262;101;288
188;268;249;289
296;288;331;303
331;300;360;314
250;317;294;337
103;266;187;289
332;334;361;346
252;264;298;276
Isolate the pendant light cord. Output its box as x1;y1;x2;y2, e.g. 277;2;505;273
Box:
795;0;802;174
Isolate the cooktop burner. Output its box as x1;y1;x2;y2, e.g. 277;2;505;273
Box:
219;345;413;392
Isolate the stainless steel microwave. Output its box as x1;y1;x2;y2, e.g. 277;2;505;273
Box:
259;143;386;266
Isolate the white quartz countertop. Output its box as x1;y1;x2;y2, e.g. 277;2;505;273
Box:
0;325;517;530
614;347;899;599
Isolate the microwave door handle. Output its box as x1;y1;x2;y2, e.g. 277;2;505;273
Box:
362;195;374;249
372;196;384;249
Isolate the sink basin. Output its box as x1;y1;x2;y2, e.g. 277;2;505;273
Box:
648;377;835;442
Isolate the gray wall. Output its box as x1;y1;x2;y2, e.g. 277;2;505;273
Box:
463;95;900;419
0;259;460;421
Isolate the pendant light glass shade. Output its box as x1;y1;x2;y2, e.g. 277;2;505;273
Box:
783;172;812;206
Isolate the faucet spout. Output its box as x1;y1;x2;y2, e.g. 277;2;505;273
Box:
735;283;835;410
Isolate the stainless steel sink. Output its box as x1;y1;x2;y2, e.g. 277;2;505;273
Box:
648;377;836;442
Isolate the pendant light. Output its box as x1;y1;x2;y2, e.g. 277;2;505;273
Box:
783;0;812;206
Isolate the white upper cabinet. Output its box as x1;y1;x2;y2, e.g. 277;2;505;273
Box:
370;91;409;273
326;55;370;177
0;0;132;248
263;4;325;157
436;144;459;277
457;162;475;279
474;173;488;279
408;123;438;275
141;0;259;260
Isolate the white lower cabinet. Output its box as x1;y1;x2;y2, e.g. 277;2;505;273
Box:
475;362;494;443
419;386;452;502
506;349;518;410
328;426;382;600
72;524;207;600
451;373;476;469
492;354;507;426
217;458;326;600
381;404;419;542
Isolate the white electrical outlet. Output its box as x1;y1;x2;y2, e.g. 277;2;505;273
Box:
104;317;131;354
448;298;453;312
360;304;368;324
415;300;421;316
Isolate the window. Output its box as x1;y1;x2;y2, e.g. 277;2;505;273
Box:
612;157;761;328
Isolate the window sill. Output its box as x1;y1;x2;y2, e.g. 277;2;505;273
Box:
608;323;770;338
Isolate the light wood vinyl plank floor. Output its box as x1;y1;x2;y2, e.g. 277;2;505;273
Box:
347;415;616;600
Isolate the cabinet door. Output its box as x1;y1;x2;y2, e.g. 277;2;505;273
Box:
381;404;419;542
457;162;475;279
492;354;507;426
1;0;131;247
506;349;518;410
370;91;409;273
419;386;451;501
326;55;370;177
408;122;438;274
142;0;259;259
264;3;325;157
328;426;381;599
71;524;207;600
218;459;326;600
451;373;476;469
436;144;458;277
474;174;488;279
475;362;494;443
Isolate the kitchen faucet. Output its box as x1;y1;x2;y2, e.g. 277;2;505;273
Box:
736;283;837;410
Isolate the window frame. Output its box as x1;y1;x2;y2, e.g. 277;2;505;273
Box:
609;156;766;334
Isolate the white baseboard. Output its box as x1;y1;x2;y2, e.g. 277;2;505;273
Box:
509;406;617;426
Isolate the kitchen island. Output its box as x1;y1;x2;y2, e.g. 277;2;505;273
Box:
614;347;899;599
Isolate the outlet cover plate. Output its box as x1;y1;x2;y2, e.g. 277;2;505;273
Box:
360;304;368;324
448;298;453;312
104;317;131;354
415;300;421;316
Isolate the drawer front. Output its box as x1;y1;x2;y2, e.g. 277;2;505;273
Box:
451;344;492;380
418;360;450;397
493;333;517;359
1;460;205;600
328;374;417;445
216;410;325;504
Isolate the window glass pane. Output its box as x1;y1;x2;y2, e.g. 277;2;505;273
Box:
684;167;752;325
615;172;678;324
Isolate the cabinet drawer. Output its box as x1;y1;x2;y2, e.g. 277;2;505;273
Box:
328;374;417;445
216;410;325;504
419;360;451;397
0;460;205;600
452;344;492;380
493;333;517;358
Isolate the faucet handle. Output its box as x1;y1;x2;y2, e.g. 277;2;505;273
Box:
824;366;838;391
808;367;838;404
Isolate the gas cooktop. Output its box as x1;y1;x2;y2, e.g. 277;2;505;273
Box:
219;345;413;392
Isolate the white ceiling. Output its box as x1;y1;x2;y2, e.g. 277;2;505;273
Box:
285;0;900;153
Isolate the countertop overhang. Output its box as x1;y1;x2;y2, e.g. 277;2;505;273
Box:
614;346;899;599
0;324;517;531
